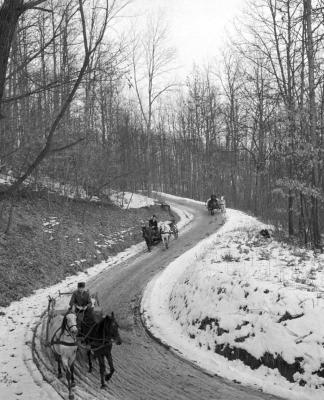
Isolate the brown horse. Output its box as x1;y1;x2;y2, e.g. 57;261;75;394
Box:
207;196;220;215
80;310;122;389
141;225;161;251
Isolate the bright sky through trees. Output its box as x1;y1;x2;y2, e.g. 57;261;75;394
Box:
124;0;244;74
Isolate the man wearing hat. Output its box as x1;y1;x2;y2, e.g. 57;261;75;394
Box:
149;214;158;235
69;282;92;331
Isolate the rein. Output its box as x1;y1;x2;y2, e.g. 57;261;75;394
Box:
50;314;78;348
80;317;113;352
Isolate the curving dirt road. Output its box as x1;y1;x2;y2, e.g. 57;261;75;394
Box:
34;198;283;400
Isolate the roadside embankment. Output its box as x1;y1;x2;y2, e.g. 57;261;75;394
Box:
0;188;171;306
141;202;324;400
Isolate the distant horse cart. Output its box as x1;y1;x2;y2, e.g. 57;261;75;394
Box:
206;195;226;215
141;220;179;251
206;195;220;215
141;225;162;251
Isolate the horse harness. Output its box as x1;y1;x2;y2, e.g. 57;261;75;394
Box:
160;230;171;236
79;318;113;353
50;313;78;348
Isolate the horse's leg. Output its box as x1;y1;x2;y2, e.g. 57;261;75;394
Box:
57;356;63;379
105;348;115;381
63;362;74;400
145;239;151;252
87;349;93;373
98;355;106;389
70;363;76;388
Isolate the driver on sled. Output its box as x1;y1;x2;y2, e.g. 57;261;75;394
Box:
149;214;159;236
207;194;217;208
69;282;92;332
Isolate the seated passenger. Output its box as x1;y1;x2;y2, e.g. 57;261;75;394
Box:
149;214;159;235
207;194;217;209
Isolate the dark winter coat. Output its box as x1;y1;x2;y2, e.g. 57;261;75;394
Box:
69;290;92;309
149;219;158;229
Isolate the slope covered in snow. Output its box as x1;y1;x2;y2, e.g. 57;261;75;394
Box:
142;205;324;400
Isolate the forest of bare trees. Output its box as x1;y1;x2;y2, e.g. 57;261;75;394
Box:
0;0;323;248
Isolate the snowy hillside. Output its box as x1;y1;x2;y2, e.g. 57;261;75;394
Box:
142;207;324;400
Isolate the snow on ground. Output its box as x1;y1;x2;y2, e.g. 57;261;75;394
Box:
0;173;93;201
0;244;145;399
141;204;324;400
0;199;192;400
108;191;155;209
6;186;324;400
1;171;157;210
0;173;15;185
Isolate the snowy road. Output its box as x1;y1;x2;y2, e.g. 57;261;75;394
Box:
34;198;282;400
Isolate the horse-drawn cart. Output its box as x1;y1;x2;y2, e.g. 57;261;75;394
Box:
206;196;220;215
206;195;226;215
141;220;179;251
45;290;121;397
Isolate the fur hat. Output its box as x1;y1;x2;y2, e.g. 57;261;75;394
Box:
77;282;85;288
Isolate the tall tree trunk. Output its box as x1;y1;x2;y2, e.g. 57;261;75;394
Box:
304;0;320;247
0;0;23;118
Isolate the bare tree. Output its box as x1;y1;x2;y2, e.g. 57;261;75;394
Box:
0;0;129;197
303;0;320;246
0;0;48;118
130;13;177;194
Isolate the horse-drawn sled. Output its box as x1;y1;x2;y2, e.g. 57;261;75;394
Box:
46;291;121;399
141;220;178;251
206;195;226;215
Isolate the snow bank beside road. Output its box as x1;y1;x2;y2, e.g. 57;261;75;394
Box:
141;207;324;400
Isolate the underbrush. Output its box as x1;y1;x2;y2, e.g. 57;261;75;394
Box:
0;188;170;306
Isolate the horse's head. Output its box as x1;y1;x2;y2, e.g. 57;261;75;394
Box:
62;310;78;336
104;313;122;345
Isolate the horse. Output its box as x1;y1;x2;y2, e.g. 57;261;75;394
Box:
141;225;160;252
218;196;226;213
48;307;78;400
158;221;172;249
206;196;220;215
80;310;122;389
